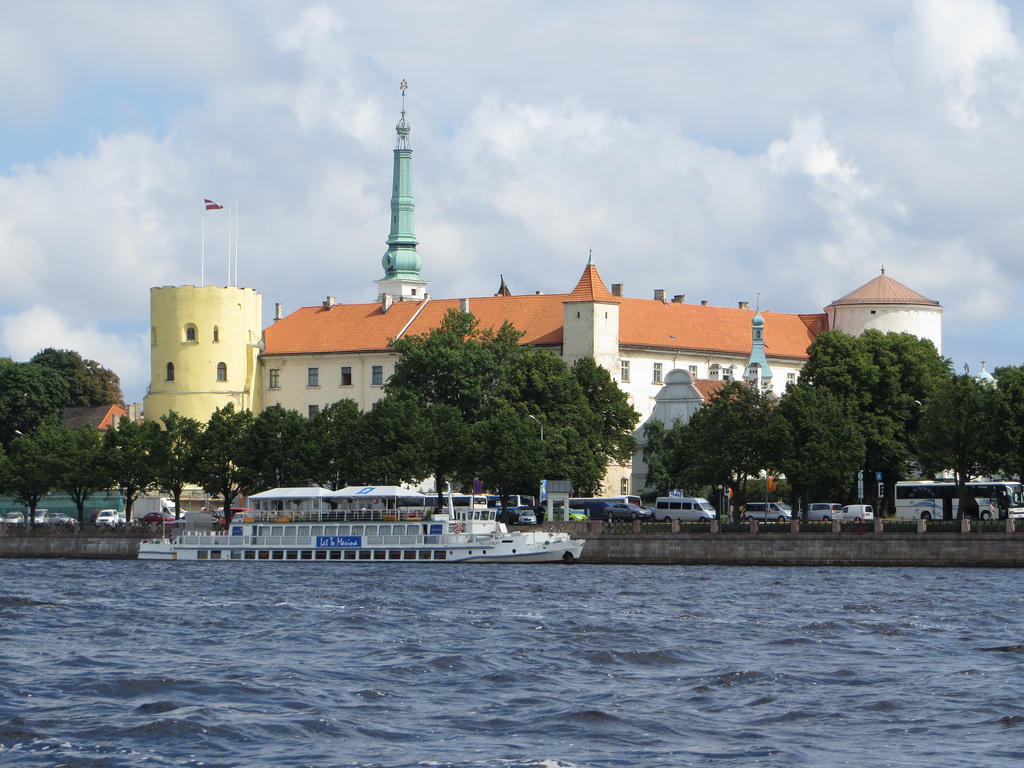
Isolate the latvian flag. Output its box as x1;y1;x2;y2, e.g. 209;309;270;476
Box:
205;199;223;210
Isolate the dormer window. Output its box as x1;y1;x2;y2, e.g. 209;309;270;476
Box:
709;364;720;381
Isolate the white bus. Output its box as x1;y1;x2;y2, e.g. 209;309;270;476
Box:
895;480;1024;521
485;494;536;511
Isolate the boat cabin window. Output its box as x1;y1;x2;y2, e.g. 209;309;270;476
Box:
378;525;391;535
364;525;377;535
351;526;363;535
271;526;284;536
310;526;323;536
338;526;350;535
284;526;297;536
323;525;337;535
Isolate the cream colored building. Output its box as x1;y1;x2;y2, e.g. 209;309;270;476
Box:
143;285;263;424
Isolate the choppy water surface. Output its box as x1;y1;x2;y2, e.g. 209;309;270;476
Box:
2;561;1024;767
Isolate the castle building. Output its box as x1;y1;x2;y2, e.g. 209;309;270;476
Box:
143;285;263;424
147;86;942;496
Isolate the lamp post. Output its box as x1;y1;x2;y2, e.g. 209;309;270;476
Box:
528;414;544;441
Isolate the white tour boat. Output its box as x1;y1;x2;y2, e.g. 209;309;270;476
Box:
138;485;584;564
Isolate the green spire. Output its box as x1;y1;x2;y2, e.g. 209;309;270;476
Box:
381;80;421;279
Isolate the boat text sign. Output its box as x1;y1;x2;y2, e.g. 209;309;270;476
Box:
316;536;362;548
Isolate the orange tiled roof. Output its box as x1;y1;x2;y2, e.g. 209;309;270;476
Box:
264;293;822;361
618;299;819;360
693;379;730;401
566;264;620;303
62;404;127;431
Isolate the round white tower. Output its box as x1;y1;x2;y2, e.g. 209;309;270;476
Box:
825;270;942;353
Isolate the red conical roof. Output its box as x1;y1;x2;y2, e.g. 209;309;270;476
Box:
827;271;939;308
565;263;620;303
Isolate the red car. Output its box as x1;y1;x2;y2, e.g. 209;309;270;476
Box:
141;511;176;526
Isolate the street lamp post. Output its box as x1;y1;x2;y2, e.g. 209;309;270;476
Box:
528;415;544;441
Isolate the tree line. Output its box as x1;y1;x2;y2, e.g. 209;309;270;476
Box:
0;310;640;527
643;329;1024;519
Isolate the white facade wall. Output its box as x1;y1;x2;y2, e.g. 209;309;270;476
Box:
831;305;942;354
260;351;399;416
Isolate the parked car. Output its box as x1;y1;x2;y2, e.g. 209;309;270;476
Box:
654;496;717;523
838;504;874;522
141;510;177;526
42;512;75;526
604;503;655;521
94;510;124;528
808;503;842;522
2;511;25;525
508;507;538;525
744;502;793;522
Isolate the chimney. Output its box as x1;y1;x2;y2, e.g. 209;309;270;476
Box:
700;300;708;306
382;294;394;313
460;298;470;313
739;301;749;310
672;295;685;304
323;296;336;310
274;303;282;321
611;283;624;297
654;289;666;302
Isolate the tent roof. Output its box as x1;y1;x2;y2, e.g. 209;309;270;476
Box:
329;486;426;499
247;487;333;500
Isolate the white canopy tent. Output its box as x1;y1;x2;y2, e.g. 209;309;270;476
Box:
328;486;428;512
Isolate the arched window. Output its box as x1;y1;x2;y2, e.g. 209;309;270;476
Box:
185;326;197;342
166;362;175;381
213;326;219;343
217;362;227;382
151;327;157;345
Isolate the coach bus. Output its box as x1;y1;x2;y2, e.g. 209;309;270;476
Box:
894;480;1024;521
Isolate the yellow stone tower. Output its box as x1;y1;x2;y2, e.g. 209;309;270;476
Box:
143;285;263;423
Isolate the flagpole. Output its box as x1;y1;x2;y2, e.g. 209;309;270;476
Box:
227;202;232;287
234;199;238;288
201;206;205;287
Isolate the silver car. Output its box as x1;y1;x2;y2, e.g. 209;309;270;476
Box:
808;503;842;522
744;502;793;522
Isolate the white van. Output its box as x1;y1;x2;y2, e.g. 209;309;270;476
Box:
654;497;717;523
838;504;873;522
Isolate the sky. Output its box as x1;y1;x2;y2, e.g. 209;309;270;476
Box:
2;0;1024;405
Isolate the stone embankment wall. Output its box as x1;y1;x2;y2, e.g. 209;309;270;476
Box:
0;534;140;559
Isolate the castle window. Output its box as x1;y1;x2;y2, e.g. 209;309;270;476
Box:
688;365;698;378
151;327;157;345
723;365;735;382
709;364;720;381
268;369;280;389
213;326;219;343
787;372;797;385
372;365;384;386
308;368;319;387
620;478;629;495
185;325;197;342
308;404;320;418
653;363;663;383
217;362;227;382
166;362;175;382
341;366;352;386
621;360;631;382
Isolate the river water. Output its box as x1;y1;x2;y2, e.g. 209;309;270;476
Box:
1;560;1023;767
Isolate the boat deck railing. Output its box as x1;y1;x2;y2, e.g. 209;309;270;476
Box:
242;508;432;524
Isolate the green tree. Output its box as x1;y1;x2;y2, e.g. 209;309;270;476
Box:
473;404;546;513
775;382;864;513
571;357;640;465
151;411;205;517
359;397;431;487
6;425;62;531
103;418;162;522
673;383;789;521
237;405;311;493
307;400;364;490
916;374;999;518
0;359;71;449
51;424;110;523
31;348;125;407
991;365;1024;482
799;330;949;510
198;404;254;516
